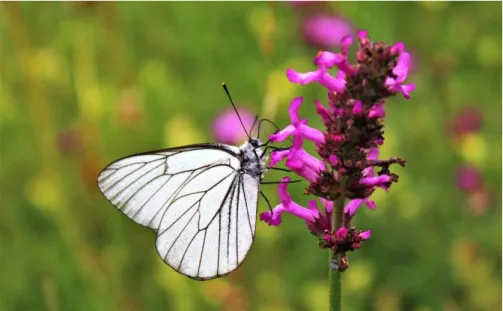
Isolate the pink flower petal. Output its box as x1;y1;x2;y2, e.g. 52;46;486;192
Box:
340;35;353;55
315;99;331;123
367;147;379;161
352;100;364;116
359;175;391;187
344;199;365;216
320;198;334;213
336;227;348;240
289;97;304;124
368;102;386;118
269;124;295;142
359;230;371;240
260;205;285;226
286;68;318;85
278;176;292;205
269;150;289;167
366;200;376;210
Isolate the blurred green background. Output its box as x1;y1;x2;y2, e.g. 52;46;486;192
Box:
1;2;501;311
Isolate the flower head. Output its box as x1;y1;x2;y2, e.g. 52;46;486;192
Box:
262;29;414;270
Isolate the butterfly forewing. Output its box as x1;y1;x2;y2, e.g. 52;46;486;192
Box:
97;143;260;280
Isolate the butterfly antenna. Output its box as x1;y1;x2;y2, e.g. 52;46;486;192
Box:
259;190;274;212
222;83;251;140
249;114;260;137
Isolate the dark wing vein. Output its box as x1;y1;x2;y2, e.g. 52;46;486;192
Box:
147;170;197;228
196;230;207;276
235;174;241;264
163;209;199;262
240;175;254;237
109;162;165;202
156;164;237;234
159;169;239;273
130;175;173;218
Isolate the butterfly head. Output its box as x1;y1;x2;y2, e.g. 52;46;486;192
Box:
248;138;262;148
239;137;266;179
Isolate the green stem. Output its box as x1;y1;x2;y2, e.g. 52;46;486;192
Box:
329;176;347;311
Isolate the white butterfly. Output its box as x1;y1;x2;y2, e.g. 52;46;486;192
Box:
97;86;270;280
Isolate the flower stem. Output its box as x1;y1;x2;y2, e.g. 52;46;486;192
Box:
329;175;347;311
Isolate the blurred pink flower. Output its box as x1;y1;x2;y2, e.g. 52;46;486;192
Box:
456;165;483;193
449;106;483;137
455;165;491;215
56;129;82;156
116;89;143;126
212;107;255;145
302;15;354;49
467;188;491;216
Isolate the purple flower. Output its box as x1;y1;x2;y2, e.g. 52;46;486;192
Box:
212;107;255;144
359;230;371;240
368;102;386;118
260;176;320;226
302;15;354;49
270;135;325;183
352;100;364;116
449;106;483;137
286;67;346;93
344;198;376;217
359;175;392;187
269;97;325;144
262;29;414;269
385;52;416;99
456;165;483;193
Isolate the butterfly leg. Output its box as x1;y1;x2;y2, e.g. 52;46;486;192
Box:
267;167;291;173
259;190;273;212
261;180;301;185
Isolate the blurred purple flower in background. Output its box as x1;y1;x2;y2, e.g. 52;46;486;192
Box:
116;88;143;126
302;15;353;49
447;107;490;216
456;165;483;193
449;106;483;137
261;29;414;270
57;129;82;156
455;165;491;216
213;107;256;145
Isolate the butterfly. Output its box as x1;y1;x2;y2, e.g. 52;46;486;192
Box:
97;84;277;280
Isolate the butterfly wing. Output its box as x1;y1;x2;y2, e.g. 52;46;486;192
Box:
156;170;259;280
97;143;259;279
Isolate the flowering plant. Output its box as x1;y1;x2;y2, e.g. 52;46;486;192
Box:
259;30;415;309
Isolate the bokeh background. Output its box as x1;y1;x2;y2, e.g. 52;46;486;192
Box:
1;2;501;311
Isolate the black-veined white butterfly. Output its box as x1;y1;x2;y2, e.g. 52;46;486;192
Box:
97;84;275;280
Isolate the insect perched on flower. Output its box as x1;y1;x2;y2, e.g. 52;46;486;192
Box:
97;84;287;280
